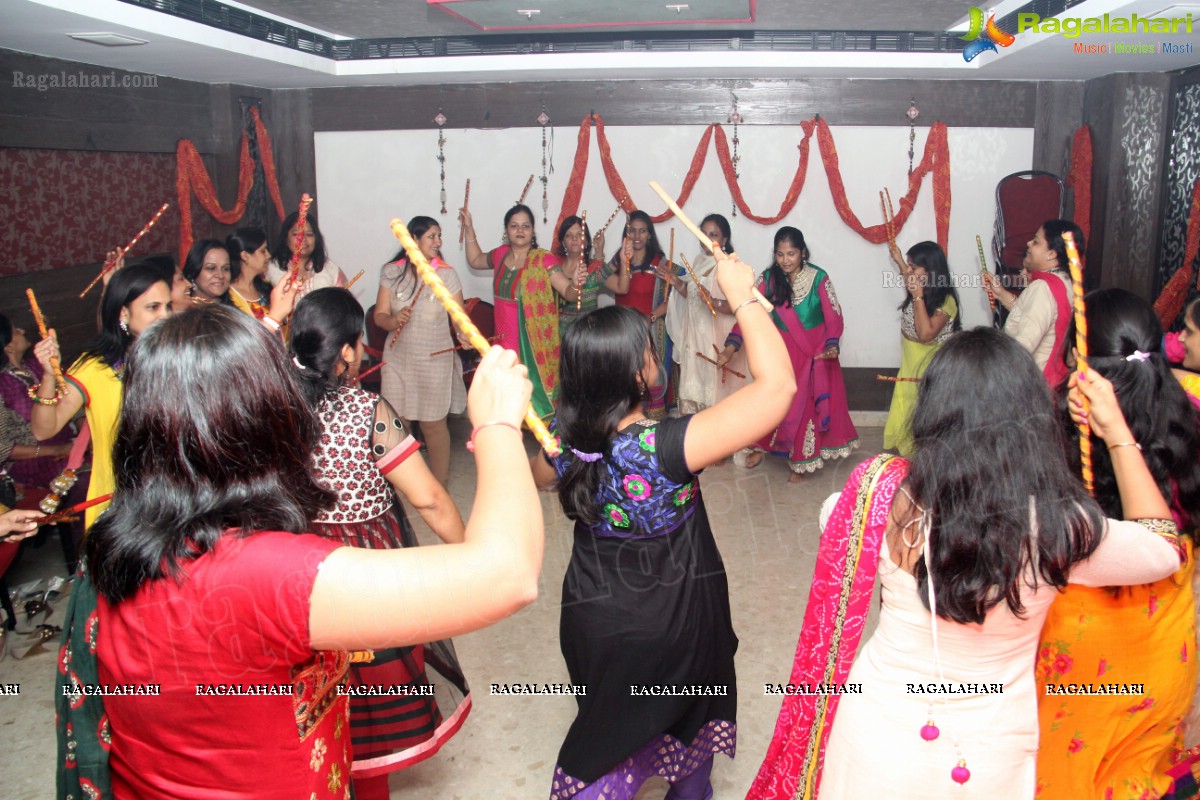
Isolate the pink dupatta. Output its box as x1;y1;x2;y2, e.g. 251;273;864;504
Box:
747;454;908;800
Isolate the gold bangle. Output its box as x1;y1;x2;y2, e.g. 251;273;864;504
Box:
1107;441;1141;451
27;383;67;405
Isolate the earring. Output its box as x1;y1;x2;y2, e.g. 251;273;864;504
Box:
119;319;129;334
502;232;510;245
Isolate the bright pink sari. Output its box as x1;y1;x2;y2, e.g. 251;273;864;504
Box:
747;454;908;800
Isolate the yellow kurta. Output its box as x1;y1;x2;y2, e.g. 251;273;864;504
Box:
65;356;123;528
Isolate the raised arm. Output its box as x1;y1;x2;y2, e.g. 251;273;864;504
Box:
29;331;85;440
309;347;542;649
683;257;796;471
459;207;492;271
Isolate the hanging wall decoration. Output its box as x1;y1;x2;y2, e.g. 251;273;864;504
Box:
907;98;920;176
435;108;448;214
728;93;743;217
538;103;553;223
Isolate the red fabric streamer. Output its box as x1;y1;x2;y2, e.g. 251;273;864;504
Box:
1154;175;1200;328
250;107;287;222
1066;125;1093;244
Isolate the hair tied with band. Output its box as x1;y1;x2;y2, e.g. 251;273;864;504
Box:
571;448;603;463
1124;350;1151;363
292;355;307;370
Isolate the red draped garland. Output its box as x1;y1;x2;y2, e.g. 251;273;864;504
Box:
554;114;951;254
175;107;286;264
1153;175;1200;328
1066;125;1092;243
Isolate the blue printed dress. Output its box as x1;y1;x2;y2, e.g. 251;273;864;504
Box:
546;416;738;799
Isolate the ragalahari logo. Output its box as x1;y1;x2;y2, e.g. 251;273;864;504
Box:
960;7;1017;61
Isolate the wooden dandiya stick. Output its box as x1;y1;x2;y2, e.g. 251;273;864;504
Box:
79;202;171;298
38;494;113;526
678;254;716;316
26;289;64;386
390;219;561;455
517;174;534;206
1063;231;1094;496
666;228;675;302
459;178;471;244
598;197;627;234
343;269;365;291
879;191;896;246
575;211;589;311
713;344;725;384
353;361;384;384
696;351;746;380
876;374;920;383
430;334;504;357
284;194;314;288
975;235;997;313
648;181;772;311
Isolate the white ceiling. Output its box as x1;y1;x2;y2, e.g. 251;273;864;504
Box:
0;0;1197;88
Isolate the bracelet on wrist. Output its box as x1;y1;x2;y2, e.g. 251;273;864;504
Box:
262;315;282;332
1107;441;1142;451
732;297;758;315
28;383;68;405
466;420;523;453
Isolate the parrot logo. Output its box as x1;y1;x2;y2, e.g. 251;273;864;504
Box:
960;7;1017;61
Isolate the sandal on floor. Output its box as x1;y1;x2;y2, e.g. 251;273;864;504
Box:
733;448;764;469
10;624;62;660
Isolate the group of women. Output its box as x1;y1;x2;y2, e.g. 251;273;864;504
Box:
4;198;1198;800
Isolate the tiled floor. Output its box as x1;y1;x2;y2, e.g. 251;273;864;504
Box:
0;420;884;799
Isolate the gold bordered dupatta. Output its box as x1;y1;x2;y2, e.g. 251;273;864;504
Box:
747;454;907;800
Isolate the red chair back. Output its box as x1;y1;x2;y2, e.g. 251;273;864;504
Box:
992;171;1065;276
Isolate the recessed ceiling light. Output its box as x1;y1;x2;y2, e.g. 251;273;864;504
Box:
517;9;541;19
666;3;690;12
67;32;149;47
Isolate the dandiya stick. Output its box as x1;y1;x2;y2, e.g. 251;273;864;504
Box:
876;374;920;383
39;494;113;526
1063;231;1094;496
26;289;64;386
343;269;365;291
517;174;534;206
598;197;627;234
666;228;675;303
391;218;561;455
648;181;772;312
576;211;588;312
879;191;896;246
713;344;725;384
459;178;471;244
678;254;716;317
79;202;170;298
430;334;504;357
284;194;314;288
976;235;996;314
353;361;385;385
696;351;746;380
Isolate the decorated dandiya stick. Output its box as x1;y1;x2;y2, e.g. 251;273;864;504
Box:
390;218;561;455
876;374;920;383
26;289;64;386
459;178;471;244
430;334;505;357
79;202;171;298
576;210;588;312
648;181;772;312
879;191;896;246
598;197;627;234
696;351;746;380
352;361;384;384
343;269;365;291
38;494;113;526
517;174;534;206
285;194;314;288
679;254;716;316
1063;231;1094;496
975;235;996;313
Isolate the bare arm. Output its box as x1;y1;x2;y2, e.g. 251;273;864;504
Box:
684;258;796;471
530;452;557;490
309;347;541;649
459;208;492;271
385;455;466;544
29;331;85;440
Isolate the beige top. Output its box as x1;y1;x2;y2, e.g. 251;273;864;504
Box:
1004;271;1073;371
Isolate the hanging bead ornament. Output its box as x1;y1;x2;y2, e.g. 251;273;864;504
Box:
538;104;552;223
435;108;448;214
906;98;920;176
728;93;743;217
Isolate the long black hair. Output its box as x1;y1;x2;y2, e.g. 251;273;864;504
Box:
763;226;809;308
1057;288;1200;530
620;210;663;266
80;263;169;369
226;227;273;299
554;215;592;262
289;288;365;409
87;305;337;603
273;210;329;273
1041;219;1086;272
700;213;734;255
386;215;440;288
907;327;1104;624
899;241;962;332
182;239;232;305
556;306;657;526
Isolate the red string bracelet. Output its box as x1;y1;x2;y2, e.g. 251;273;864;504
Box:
466;420;523;452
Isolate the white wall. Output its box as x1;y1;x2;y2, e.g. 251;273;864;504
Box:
315;124;1033;367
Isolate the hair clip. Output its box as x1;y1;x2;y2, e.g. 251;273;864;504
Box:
1124;350;1151;362
292;355;307;370
570;448;603;462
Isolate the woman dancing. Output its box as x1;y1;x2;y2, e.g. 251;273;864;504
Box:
1037;289;1200;797
267;209;348;295
460;203;561;420
549;214;625;335
56;305;542;799
181;238;232;306
749;328;1185;799
31;263;172;527
532;254;795;800
0;314;74;490
882;241;961;456
373;216;467;485
719;226;857;482
290;288;473;799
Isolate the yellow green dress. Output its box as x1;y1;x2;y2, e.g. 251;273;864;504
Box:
882;296;957;456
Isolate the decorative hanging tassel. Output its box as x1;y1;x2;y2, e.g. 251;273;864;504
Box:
435;108;448;214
